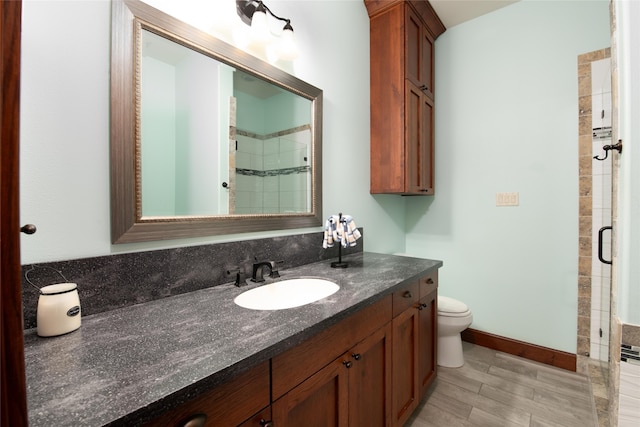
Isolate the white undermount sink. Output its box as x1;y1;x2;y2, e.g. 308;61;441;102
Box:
233;278;339;310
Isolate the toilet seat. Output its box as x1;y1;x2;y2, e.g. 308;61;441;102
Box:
438;296;471;317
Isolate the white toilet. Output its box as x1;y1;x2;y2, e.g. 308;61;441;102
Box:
437;296;473;368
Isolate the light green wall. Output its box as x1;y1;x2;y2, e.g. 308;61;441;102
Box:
21;0;617;352
19;0;404;263
405;0;611;352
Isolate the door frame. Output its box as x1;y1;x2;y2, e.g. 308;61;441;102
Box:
1;0;29;425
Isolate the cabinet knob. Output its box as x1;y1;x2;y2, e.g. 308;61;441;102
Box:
403;290;413;299
426;278;434;284
178;413;207;427
260;419;274;427
20;224;37;234
343;360;353;368
352;353;361;360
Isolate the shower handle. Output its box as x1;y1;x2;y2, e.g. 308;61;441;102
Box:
598;226;612;265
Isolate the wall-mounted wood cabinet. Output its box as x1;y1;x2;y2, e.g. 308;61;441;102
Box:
365;0;445;195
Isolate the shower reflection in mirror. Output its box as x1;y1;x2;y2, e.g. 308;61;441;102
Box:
140;29;312;218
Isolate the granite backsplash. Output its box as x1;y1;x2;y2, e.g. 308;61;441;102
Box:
22;230;363;329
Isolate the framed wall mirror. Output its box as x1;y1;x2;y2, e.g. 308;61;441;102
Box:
111;0;323;243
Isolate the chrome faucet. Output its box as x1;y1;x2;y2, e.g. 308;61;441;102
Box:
251;261;281;283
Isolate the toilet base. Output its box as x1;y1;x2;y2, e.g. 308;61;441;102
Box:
437;333;465;368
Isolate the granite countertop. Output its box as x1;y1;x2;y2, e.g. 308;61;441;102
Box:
23;252;442;426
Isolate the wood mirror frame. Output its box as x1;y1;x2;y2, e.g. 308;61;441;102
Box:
110;0;323;243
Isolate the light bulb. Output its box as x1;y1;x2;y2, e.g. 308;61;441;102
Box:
278;24;298;61
250;5;271;45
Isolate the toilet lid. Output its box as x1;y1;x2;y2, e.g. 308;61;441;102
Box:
438;296;469;314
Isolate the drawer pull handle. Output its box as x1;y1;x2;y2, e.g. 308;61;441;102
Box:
352;353;361;360
403;290;413;299
343;360;353;368
426;278;434;284
260;420;274;427
178;413;207;427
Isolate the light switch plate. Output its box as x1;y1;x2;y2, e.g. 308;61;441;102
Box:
496;192;519;206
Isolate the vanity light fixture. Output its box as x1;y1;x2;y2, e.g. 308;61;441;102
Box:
235;0;299;60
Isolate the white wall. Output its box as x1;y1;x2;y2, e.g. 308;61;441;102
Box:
19;0;405;263
405;0;611;353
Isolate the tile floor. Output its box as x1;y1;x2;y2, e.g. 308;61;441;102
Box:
407;342;600;427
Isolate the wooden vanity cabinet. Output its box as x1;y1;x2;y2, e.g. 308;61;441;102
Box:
365;0;445;195
145;360;270;427
271;296;393;426
390;271;438;427
417;272;438;400
144;269;438;427
272;323;392;426
391;281;420;426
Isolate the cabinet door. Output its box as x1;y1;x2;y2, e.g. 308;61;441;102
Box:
418;290;437;400
405;5;433;97
272;355;349;427
420;94;434;194
405;6;423;89
348;323;392;427
391;307;419;427
405;82;434;194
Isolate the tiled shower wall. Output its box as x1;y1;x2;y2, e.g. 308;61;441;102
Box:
578;45;640;427
235;126;312;214
577;48;612;361
577;48;612;427
591;57;613;361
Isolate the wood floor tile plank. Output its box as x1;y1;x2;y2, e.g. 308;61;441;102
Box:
426;389;473;419
435;377;532;425
440;363;535;399
480;383;596;427
529;415;575;427
437;366;483;393
487;365;593;402
406;344;600;427
536;369;593;394
533;387;594;414
413;402;475;427
497;352;589;384
467;407;530;427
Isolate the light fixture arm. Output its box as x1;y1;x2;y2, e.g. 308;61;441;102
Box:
236;0;293;31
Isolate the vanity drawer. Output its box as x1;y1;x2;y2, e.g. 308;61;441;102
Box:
272;295;392;400
419;270;438;298
145;361;270;427
392;281;420;317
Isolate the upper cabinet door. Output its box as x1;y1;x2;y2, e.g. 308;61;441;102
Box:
405;6;433;98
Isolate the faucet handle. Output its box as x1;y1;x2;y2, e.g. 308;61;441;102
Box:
227;268;247;287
